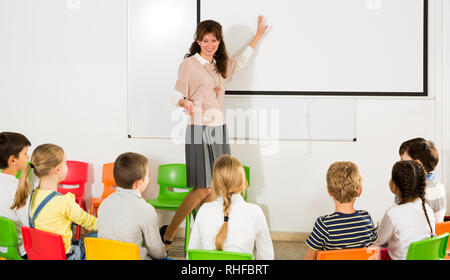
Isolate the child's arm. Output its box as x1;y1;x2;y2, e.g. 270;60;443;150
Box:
63;194;97;231
304;217;327;260
304;248;318;260
142;208;167;260
373;212;394;247
255;207;274;260
187;206;206;250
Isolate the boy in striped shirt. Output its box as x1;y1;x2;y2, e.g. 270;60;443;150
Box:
304;161;378;260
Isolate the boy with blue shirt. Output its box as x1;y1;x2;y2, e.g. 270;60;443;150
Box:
304;161;378;260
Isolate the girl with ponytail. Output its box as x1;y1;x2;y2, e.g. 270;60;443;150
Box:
374;160;435;260
11;144;97;260
188;154;274;260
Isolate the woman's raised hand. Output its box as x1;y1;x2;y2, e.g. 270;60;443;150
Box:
250;15;269;48
256;15;269;39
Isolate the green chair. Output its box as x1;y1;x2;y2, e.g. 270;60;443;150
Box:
15;161;31;179
187;249;254;260
146;164;195;252
0;217;24;260
242;166;250;202
406;233;449;260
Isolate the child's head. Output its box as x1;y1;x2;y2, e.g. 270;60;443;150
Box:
11;143;66;210
390;160;433;235
326;161;362;204
113;152;149;193
0;132;31;171
399;137;438;174
390;160;426;204
212;154;246;250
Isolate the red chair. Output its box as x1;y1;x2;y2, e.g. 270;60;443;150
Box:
90;163;116;217
21;226;66;260
57;160;89;239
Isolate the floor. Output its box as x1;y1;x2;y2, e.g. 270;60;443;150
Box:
167;238;309;260
78;227;309;260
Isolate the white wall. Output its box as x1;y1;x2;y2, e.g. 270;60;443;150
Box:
0;0;448;233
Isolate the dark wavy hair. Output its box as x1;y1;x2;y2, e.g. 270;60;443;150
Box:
185;20;229;79
0;132;31;169
391;160;433;236
399;137;439;173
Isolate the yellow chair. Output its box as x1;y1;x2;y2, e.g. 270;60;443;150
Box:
84;237;140;260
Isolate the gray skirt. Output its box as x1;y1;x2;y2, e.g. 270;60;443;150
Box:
185;124;231;188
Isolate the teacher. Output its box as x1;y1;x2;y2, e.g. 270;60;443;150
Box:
161;16;269;250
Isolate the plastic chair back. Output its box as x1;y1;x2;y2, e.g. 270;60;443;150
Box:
57;160;88;198
147;164;193;252
187;249;254;260
15;161;31;179
243;165;250;186
0;217;23;260
153;164;191;205
21;226;66;260
406;233;449;260
101;162;116;199
316;247;380;260
242;165;250;201
435;222;450;252
84;237;140;260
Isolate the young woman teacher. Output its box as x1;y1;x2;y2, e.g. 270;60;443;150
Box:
162;16;269;250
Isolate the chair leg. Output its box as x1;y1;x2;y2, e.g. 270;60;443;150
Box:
184;213;191;253
74;199;86;240
76;224;81;240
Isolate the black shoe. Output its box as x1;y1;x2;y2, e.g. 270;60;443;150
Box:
159;225;173;245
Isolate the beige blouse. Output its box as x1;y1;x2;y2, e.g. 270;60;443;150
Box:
173;46;254;126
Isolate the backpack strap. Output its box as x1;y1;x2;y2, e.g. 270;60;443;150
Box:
28;190;62;229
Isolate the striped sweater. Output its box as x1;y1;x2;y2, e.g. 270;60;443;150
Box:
306;210;378;251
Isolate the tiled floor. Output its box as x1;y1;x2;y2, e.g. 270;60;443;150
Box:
168;238;309;260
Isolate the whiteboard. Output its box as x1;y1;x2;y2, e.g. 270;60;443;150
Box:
224;97;357;141
200;0;426;96
127;0;402;140
127;0;197;139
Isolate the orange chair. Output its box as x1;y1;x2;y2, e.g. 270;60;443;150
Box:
22;226;66;260
435;221;450;260
90;163;116;217
57;160;89;240
316;247;380;260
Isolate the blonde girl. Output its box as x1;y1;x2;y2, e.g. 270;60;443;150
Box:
11;144;97;260
187;154;274;260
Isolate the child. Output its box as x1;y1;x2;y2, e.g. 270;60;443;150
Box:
397;137;446;223
304;161;377;260
0;132;31;258
188;154;274;260
11;143;97;260
97;152;167;260
375;160;435;260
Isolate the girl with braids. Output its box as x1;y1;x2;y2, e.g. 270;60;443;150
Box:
374;160;435;260
162;16;269;250
188;155;274;260
11;144;97;260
